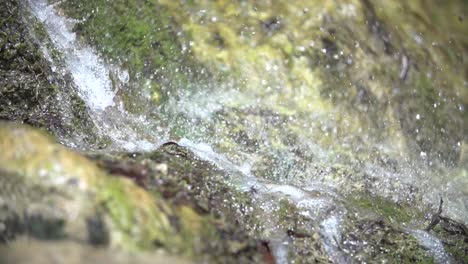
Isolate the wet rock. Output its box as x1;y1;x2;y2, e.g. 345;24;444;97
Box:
3;0;468;262
342;219;435;263
50;0;209;110
0;122;266;263
0;0;101;146
432;219;468;263
157;0;466;165
52;0;468;228
0;237;191;264
0;122;176;249
425;199;468;263
0;122;464;263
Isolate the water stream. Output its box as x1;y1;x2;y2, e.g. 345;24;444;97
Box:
29;0;164;151
26;1;466;263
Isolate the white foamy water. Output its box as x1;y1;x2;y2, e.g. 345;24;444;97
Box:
178;139;350;264
408;229;453;264
320;215;348;263
29;0;115;110
178;138;258;185
28;0;165;151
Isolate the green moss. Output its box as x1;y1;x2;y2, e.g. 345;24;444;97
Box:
54;0;206;106
342;217;436;263
97;178;171;250
277;199;295;223
58;0;177;69
31;19;48;40
351;194;421;224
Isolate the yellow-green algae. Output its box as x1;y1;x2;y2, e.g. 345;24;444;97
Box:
156;0;466;164
350;194;422;224
52;0;467;166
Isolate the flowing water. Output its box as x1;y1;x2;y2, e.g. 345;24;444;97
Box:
27;1;467;263
29;0;165;151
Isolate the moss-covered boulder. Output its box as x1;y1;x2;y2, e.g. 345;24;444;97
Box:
0;122;175;248
0;238;191;264
0;122;265;263
112;142;467;263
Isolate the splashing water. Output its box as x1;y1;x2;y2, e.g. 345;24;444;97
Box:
26;1;467;263
28;0;164;151
408;229;453;264
29;0;115;110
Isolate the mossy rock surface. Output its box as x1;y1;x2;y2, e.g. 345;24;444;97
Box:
0;123;466;263
50;0;210;110
0;122;175;250
0;122;266;263
0;238;191;264
430;217;468;264
49;0;468;226
55;0;467;165
0;0;59;127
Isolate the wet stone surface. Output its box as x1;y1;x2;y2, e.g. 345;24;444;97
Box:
1;0;467;263
0;0;100;146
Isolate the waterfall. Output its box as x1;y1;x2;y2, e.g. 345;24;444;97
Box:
25;1;466;263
